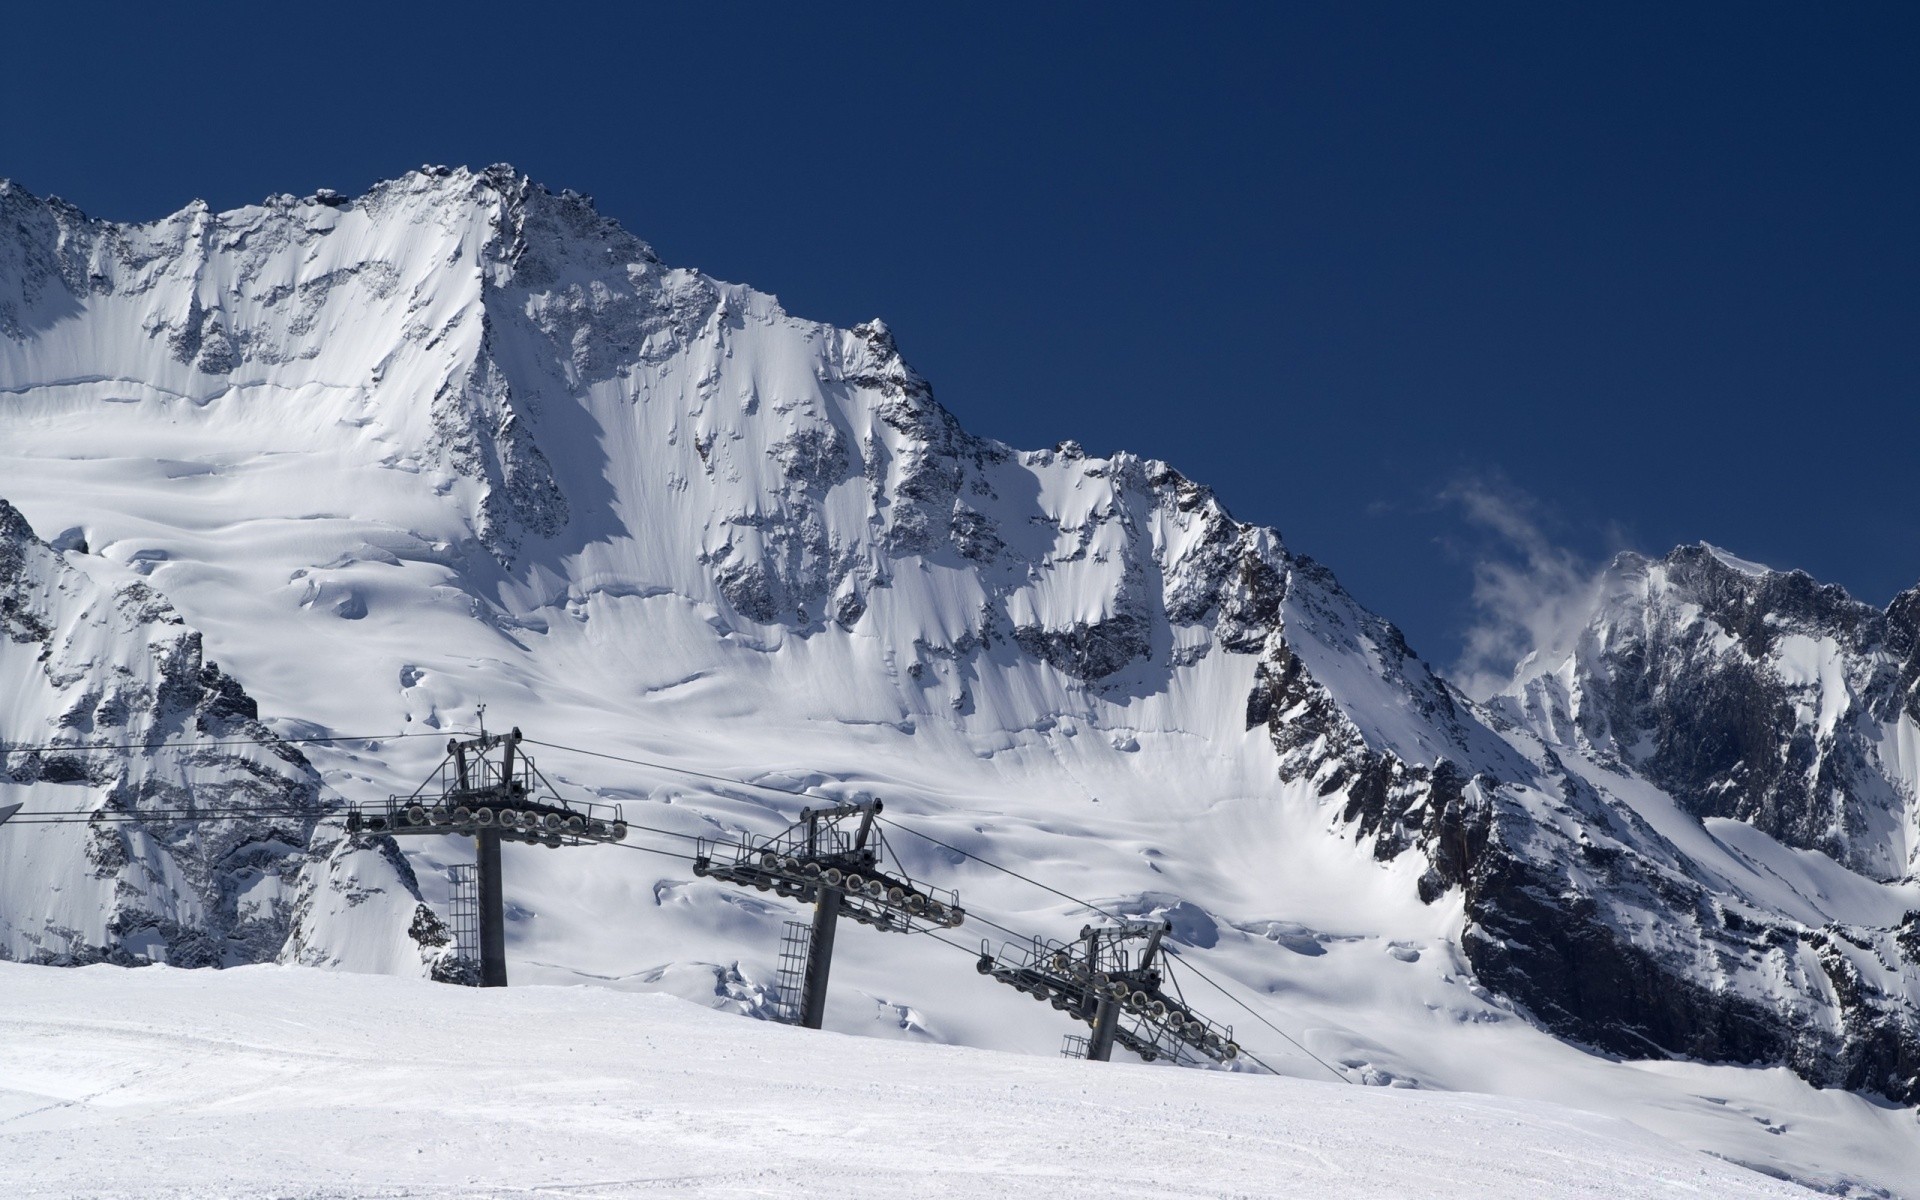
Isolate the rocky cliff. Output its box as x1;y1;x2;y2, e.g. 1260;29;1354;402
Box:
0;497;448;975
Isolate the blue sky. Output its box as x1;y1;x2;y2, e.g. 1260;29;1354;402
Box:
6;3;1916;674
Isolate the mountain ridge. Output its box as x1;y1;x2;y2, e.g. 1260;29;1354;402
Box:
1;165;1916;1193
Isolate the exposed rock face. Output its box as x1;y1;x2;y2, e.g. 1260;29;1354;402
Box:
1229;522;1920;1101
1450;545;1920;1101
0;498;444;975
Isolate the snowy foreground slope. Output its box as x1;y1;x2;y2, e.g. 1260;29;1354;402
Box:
2;167;1919;1195
0;962;1818;1199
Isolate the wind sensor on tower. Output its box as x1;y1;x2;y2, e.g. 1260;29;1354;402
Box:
692;797;963;1029
346;719;629;987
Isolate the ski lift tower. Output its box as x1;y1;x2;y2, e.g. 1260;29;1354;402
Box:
346;725;629;988
978;919;1240;1065
692;798;963;1029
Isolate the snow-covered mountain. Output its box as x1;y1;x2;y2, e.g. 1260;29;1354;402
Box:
1;166;1916;1194
1492;543;1920;881
1473;543;1920;1100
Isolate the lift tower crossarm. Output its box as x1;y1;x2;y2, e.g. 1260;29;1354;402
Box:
979;919;1240;1066
692;796;960;1029
344;727;631;988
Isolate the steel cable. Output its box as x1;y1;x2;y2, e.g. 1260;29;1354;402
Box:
519;739;817;801
519;739;1119;924
874;814;1124;922
2;729;1371;1082
1160;946;1352;1084
0;729;469;757
511;737;1363;1082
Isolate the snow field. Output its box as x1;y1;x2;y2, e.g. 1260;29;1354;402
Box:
0;962;1815;1199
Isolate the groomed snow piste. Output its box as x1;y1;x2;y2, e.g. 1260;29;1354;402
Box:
0;962;1815;1199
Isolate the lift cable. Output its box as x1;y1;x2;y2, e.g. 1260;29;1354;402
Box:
0;807;713;861
519;739;820;802
1159;946;1352;1085
518;742;1083;932
964;911;1032;942
517;741;1115;948
0;729;469;757
1;806;333;825
516;737;1127;927
591;839;702;864
515;739;1126;927
607;817;702;845
498;755;751;855
517;737;1139;926
875;815;1125;922
0;803;691;858
2;728;1363;1081
515;737;1356;1078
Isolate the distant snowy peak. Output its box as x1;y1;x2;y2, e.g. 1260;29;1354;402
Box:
1490;541;1920;879
0;166;621;565
1700;542;1772;578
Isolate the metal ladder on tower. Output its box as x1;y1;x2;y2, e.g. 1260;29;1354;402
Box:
446;863;482;984
773;920;812;1024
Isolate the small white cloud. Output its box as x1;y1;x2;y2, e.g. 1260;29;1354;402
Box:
1441;477;1606;701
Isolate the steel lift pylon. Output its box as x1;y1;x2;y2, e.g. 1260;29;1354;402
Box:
692;797;963;1029
979;919;1239;1065
346;725;630;987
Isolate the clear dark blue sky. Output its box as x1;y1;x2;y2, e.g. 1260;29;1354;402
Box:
6;3;1916;673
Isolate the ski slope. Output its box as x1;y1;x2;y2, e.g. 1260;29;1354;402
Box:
0;962;1816;1199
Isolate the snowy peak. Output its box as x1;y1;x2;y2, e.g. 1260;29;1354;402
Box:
0;166;618;564
0;168;1336;701
1643;543;1876;651
1491;541;1919;880
1700;541;1772;579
